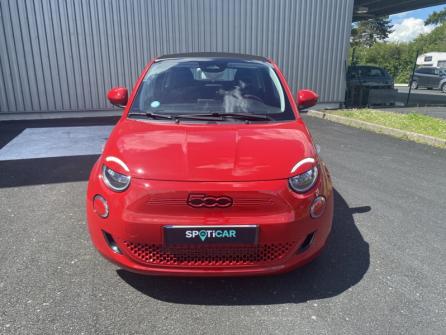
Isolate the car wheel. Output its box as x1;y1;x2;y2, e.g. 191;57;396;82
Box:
442;83;446;94
411;81;418;90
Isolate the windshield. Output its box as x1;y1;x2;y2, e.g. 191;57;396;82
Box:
357;66;387;78
129;58;295;122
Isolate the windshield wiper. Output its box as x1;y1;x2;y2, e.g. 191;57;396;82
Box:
128;111;273;122
128;111;219;122
176;112;273;121
128;111;173;120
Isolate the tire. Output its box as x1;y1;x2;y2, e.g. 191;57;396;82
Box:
442;83;446;94
411;81;418;90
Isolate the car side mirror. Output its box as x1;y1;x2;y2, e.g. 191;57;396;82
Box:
107;87;128;107
297;89;319;110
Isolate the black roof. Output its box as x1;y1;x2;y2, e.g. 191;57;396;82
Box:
157;52;269;62
353;0;446;21
349;65;384;68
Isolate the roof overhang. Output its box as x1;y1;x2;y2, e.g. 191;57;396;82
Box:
353;0;446;21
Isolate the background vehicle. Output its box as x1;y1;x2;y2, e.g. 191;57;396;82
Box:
347;65;394;89
345;65;396;106
416;52;446;68
411;67;446;93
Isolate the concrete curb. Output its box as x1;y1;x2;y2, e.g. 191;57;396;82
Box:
306;110;446;148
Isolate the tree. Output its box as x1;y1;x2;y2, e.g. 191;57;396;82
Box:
425;8;446;25
351;16;393;47
349;23;446;83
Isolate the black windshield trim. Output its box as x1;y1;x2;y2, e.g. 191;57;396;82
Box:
128;111;274;123
157;52;269;62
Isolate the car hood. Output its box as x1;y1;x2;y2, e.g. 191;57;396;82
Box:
102;119;316;182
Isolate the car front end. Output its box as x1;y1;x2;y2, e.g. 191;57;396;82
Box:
87;153;333;276
86;53;334;276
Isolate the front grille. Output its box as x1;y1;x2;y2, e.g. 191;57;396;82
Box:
123;241;296;267
146;195;274;207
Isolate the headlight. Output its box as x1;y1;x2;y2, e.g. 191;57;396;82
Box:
102;165;131;192
289;166;318;193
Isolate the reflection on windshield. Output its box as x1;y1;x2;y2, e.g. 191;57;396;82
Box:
220;85;249;114
130;58;294;122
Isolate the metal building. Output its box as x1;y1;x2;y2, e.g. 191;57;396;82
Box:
1;0;444;116
0;0;354;115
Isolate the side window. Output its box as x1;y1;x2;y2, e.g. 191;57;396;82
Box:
424;56;433;62
369;68;383;77
348;69;358;79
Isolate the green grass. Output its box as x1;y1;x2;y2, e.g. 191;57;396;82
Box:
332;109;446;140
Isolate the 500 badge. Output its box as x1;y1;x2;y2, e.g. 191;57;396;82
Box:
187;194;233;208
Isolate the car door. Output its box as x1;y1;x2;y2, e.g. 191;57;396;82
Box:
346;67;360;88
431;68;441;88
424;68;438;88
416;68;429;87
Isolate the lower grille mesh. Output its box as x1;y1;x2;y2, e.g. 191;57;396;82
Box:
123;241;296;266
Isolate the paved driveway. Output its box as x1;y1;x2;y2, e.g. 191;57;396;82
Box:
0;116;444;334
396;86;446;106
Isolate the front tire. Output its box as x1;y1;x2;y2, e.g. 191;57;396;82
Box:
411;81;418;90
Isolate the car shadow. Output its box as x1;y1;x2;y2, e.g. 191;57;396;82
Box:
117;189;370;305
0;116;119;188
0;155;100;188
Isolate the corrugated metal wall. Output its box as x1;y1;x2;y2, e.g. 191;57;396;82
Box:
0;0;354;114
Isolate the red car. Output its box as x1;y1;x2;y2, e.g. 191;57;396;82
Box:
87;53;333;276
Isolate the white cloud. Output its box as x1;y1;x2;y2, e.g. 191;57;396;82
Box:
388;17;435;43
392;12;409;18
390;11;409;23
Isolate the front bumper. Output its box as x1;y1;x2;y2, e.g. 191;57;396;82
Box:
86;161;334;277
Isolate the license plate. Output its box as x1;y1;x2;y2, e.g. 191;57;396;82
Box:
163;225;258;245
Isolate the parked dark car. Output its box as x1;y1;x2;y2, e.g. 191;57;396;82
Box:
411;67;446;93
345;65;396;107
347;65;394;89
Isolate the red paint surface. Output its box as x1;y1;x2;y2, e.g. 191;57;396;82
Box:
87;56;333;276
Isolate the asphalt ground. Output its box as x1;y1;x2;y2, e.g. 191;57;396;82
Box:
0;115;445;334
396;86;446;106
397;86;446;97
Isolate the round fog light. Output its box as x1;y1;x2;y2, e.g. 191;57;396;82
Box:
93;195;109;218
310;196;326;219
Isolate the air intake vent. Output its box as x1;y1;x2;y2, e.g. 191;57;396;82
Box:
103;231;122;254
298;232;316;253
123;242;296;267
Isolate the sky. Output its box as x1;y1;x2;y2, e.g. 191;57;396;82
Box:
388;4;446;43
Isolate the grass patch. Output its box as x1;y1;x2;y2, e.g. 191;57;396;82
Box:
332;109;446;140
